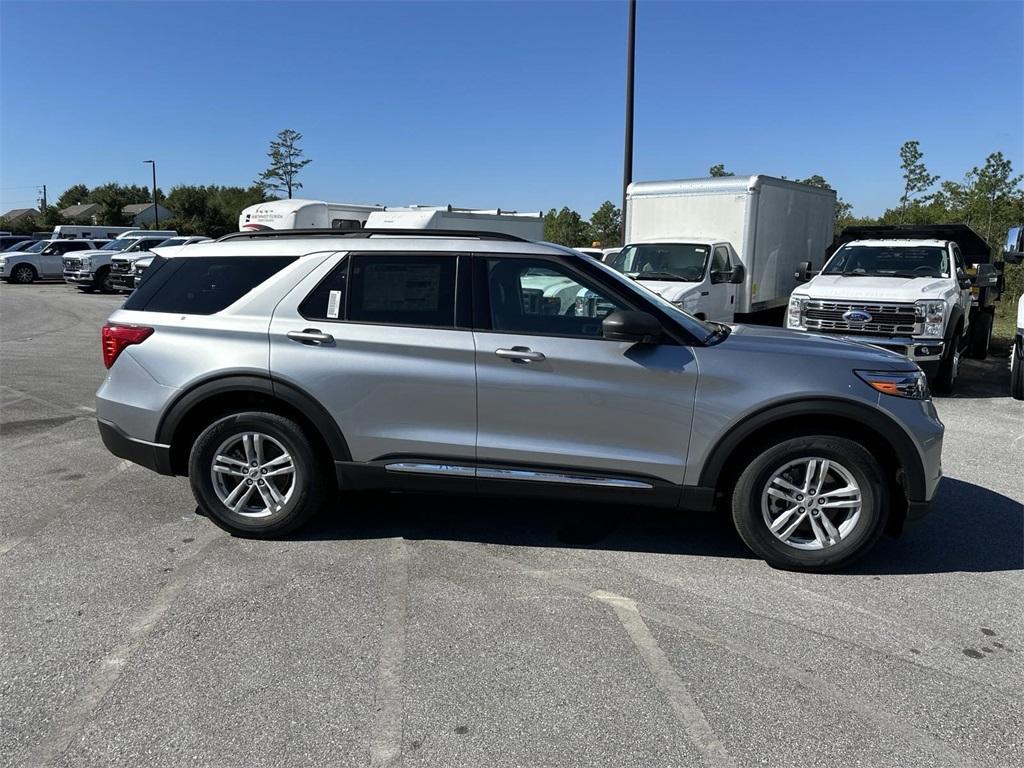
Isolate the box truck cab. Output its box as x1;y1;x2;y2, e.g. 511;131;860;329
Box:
365;205;544;240
615;176;836;323
238;199;384;232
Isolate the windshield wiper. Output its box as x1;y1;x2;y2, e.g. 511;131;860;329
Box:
630;271;687;282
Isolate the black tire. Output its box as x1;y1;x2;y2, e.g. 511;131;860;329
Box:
10;264;36;284
930;325;962;395
967;312;993;360
188;411;330;538
731;435;889;572
77;286;95;293
94;266;115;293
1012;340;1024;401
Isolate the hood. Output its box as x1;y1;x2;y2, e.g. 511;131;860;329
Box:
800;273;949;302
722;323;914;368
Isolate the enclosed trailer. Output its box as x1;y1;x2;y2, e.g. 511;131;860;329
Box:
238;199;385;232
621;176;836;318
366;205;544;241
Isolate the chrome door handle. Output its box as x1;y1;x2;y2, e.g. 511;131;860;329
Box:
287;329;334;345
495;346;545;362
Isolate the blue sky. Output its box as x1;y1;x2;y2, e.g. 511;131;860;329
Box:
1;0;1021;218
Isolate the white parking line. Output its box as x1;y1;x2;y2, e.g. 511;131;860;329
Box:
369;537;410;768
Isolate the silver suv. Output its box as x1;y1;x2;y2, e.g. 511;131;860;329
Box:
96;229;944;571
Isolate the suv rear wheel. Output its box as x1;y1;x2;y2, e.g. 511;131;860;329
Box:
188;412;329;538
731;435;888;572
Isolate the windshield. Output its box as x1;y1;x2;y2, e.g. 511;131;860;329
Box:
100;239;134;251
823;245;950;278
23;240;48;253
156;238;187;247
4;240;36;252
610;243;710;282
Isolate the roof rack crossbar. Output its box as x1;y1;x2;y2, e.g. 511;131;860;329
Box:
217;228;528;243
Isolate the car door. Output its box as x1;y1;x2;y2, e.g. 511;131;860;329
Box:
473;254;698;486
45;242;84;276
705;244;738;322
269;250;478;466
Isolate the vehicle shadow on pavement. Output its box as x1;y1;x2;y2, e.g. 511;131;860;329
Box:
938;344;1014;400
293;477;1021;575
851;477;1023;575
297;493;754;561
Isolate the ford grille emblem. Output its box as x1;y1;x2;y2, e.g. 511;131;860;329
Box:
843;309;873;323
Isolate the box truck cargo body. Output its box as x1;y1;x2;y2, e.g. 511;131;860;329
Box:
366;206;544;240
238;199;385;232
618;176;836;320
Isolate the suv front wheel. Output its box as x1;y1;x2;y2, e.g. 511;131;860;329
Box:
731;435;888;572
189;412;329;538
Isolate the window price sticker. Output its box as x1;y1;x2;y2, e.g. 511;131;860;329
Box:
327;290;341;319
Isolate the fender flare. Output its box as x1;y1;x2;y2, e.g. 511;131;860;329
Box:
697;397;927;501
947;305;965;340
156;373;351;462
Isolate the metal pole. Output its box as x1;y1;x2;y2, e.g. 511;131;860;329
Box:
40;184;47;212
621;0;636;245
145;160;158;228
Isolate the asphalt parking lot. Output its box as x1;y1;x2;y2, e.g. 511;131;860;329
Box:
2;281;1022;768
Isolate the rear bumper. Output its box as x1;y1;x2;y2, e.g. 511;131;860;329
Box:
97;418;174;475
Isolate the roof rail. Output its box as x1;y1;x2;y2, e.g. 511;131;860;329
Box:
217;228;528;243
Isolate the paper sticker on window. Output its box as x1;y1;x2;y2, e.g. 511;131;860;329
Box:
327;290;341;319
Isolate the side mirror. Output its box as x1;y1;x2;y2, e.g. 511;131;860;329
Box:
1004;226;1023;263
958;276;973;289
602;310;662;343
729;264;746;284
795;260;815;283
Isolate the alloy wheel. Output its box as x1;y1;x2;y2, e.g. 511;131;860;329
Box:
210;432;297;518
760;457;862;550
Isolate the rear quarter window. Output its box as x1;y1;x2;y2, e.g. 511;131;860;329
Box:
124;256;297;314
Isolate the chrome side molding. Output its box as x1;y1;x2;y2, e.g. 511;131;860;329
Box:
382;461;652;489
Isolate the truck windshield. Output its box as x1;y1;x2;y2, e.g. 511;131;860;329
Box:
100;239;134;251
823;245;949;278
610;243;710;282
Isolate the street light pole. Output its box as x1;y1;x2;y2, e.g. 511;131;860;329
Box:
144;160;158;228
621;0;636;246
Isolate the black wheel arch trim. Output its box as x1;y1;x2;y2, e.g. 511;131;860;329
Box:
697;397;927;501
156;373;351;464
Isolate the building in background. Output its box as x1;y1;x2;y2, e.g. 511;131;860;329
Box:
122;203;174;227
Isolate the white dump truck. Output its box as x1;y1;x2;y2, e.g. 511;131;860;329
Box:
610;176;836;322
238;199;385;232
366;205;544;240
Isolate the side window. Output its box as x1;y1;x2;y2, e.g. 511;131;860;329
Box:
67;242;90;252
124;256;297;315
710;246;731;283
300;258;348;321
484;257;626;338
952;246;966;278
347;254;456;328
142;239;165;250
331;219;363;231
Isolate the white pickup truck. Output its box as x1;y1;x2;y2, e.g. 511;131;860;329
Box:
63;230;176;292
1006;226;1023;400
787;225;1007;394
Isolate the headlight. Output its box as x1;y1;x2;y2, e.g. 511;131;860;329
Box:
787;295;808;329
856;370;929;400
914;299;945;338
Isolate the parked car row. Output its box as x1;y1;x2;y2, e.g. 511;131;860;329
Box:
0;230;210;292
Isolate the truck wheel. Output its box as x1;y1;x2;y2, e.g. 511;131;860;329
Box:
1012;340;1024;401
931;326;962;395
967;312;993;360
188;411;330;538
10;264;36;284
94;267;115;294
731;435;888;572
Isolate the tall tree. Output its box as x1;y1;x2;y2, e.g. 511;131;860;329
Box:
797;175;832;189
257;129;312;199
709;164;734;177
971;152;1023;242
55;184;90;210
88;183;154;226
588;201;622;247
543;207;590;246
898;140;939;223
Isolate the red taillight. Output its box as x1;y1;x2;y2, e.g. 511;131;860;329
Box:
101;323;154;369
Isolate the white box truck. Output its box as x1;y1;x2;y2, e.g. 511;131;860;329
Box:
611;175;836;322
366;205;544;240
238;199;385;232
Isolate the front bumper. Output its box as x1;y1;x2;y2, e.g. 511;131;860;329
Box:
97;418;174;475
110;273;136;291
818;332;945;363
63;270;95;285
